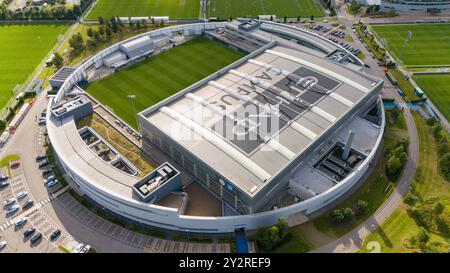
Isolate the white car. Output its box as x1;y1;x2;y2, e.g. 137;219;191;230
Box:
15;217;27;227
0;241;6;249
3;198;16;207
16;191;28;200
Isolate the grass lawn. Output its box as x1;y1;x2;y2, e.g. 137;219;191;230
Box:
272;229;312;253
413;74;450;123
86;0;201;19
0;24;70;110
208;0;323;19
312;110;408;237
371;24;450;66
360;113;450;252
84;36;244;129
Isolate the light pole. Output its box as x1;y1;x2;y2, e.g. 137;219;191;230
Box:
127;94;138;129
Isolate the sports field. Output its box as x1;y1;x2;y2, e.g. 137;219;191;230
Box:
0;24;69;110
371;24;450;66
86;0;201;19
85;37;244;129
208;0;324;19
413;74;450;122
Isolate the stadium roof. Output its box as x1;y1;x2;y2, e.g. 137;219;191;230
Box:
142;44;382;197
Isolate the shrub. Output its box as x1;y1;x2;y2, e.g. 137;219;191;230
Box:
342;207;355;221
405;193;419;206
356;200;369;215
330;209;345;224
417;227;430;243
426;117;437;126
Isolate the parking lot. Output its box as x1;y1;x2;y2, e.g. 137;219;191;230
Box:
0;162;77;252
57;192;230;253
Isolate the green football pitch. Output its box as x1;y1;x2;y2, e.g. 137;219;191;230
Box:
208;0;324;18
86;0;201;19
371;24;450;66
413;74;450;122
0;24;69;110
85;37;244;129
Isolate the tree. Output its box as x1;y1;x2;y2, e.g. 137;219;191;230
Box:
433;202;444;215
350;0;362;14
283;15;287;23
417;227;430;243
356;200;369;215
129;19;135;29
342;207;355;221
330;209;344;224
52;52;64;69
255;226;280;251
426;117;437;126
276;217;287;240
93;30;100;41
310;15;314;21
105;25;112;37
433;124;443;139
99;26;105;36
98;16;105;25
136;20;141;30
86;27;94;39
439;153;450;180
69;32;84;51
387;156;402;178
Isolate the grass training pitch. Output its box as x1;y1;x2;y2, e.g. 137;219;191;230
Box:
208;0;323;19
0;24;69;110
85;37;244;129
371;24;450;66
413;74;450;122
86;0;201;19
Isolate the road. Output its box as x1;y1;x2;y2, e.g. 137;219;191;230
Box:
311;2;420;253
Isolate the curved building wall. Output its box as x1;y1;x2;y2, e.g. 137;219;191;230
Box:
48;98;385;233
48;22;386;233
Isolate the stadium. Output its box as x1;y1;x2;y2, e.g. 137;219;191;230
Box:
46;19;385;233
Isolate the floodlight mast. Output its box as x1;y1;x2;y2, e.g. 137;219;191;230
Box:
128;94;138;130
400;31;412;64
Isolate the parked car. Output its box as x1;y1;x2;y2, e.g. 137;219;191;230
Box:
45;180;59;188
30;233;42;245
42;168;52;176
22;200;34;210
79;244;91;253
3;198;16;207
38;120;46;126
0;241;6;249
5;204;19;215
43;175;56;184
10;161;20;169
36;155;47;162
50;229;61;241
0;181;9;189
14;217;27;228
16;191;28;200
0;175;8;181
23;227;36;238
38;160;49;168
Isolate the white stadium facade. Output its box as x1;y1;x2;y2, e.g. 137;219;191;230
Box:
47;19;385;233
